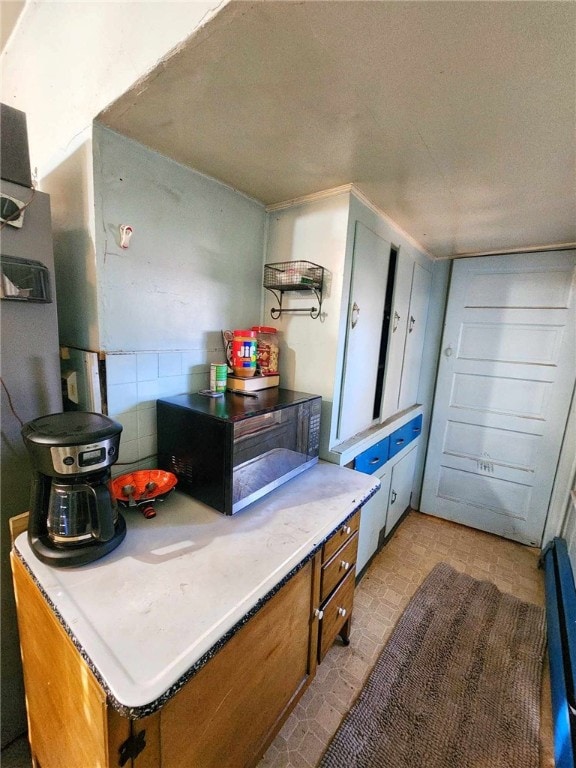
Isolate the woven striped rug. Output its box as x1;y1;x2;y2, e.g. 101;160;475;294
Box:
319;562;546;768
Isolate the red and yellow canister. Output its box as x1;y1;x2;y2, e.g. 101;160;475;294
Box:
230;329;258;377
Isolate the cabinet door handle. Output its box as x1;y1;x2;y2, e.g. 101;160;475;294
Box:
315;608;324;620
393;311;400;332
340;560;350;571
391;490;397;504
409;315;416;333
337;607;347;617
351;302;360;329
343;525;351;535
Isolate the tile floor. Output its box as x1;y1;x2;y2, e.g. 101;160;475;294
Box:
257;510;554;768
1;510;554;767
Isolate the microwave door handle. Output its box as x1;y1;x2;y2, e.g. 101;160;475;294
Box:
234;422;286;443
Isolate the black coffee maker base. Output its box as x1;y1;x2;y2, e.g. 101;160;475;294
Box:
29;514;127;567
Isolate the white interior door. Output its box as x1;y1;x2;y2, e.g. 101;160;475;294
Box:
421;251;576;546
338;222;390;441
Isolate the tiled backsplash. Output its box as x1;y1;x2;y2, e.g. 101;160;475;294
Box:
106;348;225;476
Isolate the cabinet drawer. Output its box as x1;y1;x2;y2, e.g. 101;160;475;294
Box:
318;569;356;662
320;532;358;602
322;511;360;563
354;436;390;475
388;414;423;459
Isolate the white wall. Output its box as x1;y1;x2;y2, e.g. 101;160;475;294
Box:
93;125;265;351
264;191;351;401
90;125;266;468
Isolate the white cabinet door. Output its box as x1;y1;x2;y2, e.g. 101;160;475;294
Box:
380;253;413;422
398;262;432;411
385;445;418;536
356;467;392;573
337;222;391;442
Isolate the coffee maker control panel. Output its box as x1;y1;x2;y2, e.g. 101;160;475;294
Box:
50;439;117;475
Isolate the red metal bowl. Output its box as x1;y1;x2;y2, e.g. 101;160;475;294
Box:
112;470;178;518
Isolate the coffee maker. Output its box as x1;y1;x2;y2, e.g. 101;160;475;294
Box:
22;412;126;567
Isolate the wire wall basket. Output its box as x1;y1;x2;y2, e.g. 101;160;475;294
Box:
263;261;324;319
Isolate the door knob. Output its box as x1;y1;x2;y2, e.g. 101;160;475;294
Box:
444;344;453;357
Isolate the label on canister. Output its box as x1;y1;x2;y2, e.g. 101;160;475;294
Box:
210;363;228;392
231;330;257;377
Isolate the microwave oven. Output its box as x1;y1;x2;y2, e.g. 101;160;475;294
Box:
156;389;321;515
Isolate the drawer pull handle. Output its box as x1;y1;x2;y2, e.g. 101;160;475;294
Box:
369;457;380;465
395;438;405;445
315;608;324;620
340;560;350;571
343;525;351;535
337;607;347;617
391;490;397;504
413;427;420;433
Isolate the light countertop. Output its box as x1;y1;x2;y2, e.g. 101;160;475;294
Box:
14;462;378;716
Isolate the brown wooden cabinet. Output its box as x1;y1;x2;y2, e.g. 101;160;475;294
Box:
159;560;317;768
10;510;361;768
318;510;360;662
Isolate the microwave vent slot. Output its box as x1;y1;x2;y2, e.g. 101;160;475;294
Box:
167;455;194;486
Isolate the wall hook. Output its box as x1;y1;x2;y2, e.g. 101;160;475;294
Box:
119;224;133;249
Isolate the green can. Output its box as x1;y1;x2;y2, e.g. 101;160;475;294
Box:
210;363;228;393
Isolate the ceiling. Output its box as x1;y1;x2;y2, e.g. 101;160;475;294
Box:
98;0;576;259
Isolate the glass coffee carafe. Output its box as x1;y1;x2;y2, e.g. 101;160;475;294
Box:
47;474;117;545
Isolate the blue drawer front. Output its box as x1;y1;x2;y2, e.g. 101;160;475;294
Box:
354;436;390;475
410;413;423;438
388;414;423;459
